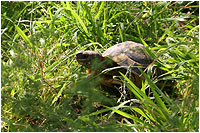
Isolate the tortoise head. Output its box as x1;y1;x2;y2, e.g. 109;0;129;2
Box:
76;50;104;69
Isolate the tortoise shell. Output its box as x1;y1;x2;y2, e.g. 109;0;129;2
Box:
102;41;153;75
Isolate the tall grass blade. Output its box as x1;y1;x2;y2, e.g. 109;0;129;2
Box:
108;11;126;22
132;107;155;122
95;2;104;20
139;69;170;115
14;24;32;47
112;109;144;124
119;72;154;105
62;1;89;34
51;83;68;105
119;72;167;121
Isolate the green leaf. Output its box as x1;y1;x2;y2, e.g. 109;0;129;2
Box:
132;107;155;122
112;109;144;124
51;83;68;105
14;24;32;47
119;72;154;105
139;69;170;115
119;24;124;42
95;1;104;20
62;1;89;34
44;60;60;73
108;11;126;22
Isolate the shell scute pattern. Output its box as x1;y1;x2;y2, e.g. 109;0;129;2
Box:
76;41;153;76
111;53;128;63
102;41;152;69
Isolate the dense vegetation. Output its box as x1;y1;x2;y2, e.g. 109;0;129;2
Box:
1;1;199;132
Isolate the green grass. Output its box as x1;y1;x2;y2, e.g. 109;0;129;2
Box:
1;1;199;132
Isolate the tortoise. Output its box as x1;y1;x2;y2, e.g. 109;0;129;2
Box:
76;41;174;88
